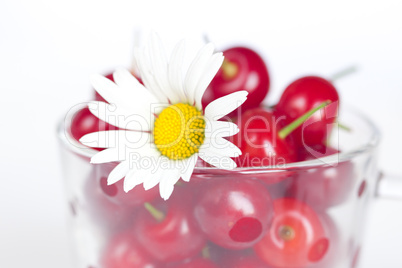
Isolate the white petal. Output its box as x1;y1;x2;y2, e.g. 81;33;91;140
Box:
131;30;141;77
204;91;248;121
113;70;163;116
180;154;198;182
123;147;163;192
194;52;224;110
143;174;162;191
149;33;180;102
90;148;125;164
198;150;237;170
185;43;215;105
134;48;169;103
112;68;148;95
107;161;129;185
143;164;163;190
80;130;150;149
123;168;145;192
205;120;239;138
90;74;120;104
200;137;242;158
136;33;181;104
123;148;164;191
131;168;159;191
87;101;154;131
168;40;187;102
92;70;163;127
159;168;181;200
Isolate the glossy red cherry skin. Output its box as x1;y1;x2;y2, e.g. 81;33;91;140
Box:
265;175;294;200
275;76;339;147
172;258;219;268
70;107;118;150
233;107;297;168
297;143;340;162
208;47;270;116
308;213;339;268
201;84;216;111
134;189;206;262
96;164;159;207
254;198;329;268
101;231;161;268
194;177;274;249
287;145;355;211
221;254;270;268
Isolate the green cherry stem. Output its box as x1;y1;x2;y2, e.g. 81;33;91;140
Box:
338;122;352;132
278;100;332;140
144;202;165;222
202;246;211;259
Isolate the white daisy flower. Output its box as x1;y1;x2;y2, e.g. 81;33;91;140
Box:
80;33;248;200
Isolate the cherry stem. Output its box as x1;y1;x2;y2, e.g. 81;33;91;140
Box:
338;122;352;132
222;60;239;80
279;225;295;241
144;202;165;222
202;246;210;259
278;100;331;140
330;65;358;82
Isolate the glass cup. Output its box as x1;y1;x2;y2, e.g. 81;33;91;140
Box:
58;106;382;268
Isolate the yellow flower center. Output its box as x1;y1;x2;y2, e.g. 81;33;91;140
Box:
154;103;205;160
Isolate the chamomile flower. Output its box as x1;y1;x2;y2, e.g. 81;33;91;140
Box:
80;33;248;200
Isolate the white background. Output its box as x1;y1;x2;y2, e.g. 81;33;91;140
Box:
1;0;402;267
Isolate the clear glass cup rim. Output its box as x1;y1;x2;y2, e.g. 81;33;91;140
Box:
57;105;381;174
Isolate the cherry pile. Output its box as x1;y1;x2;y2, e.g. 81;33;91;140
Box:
69;45;359;267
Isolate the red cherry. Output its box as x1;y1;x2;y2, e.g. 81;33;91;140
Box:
254;198;329;268
275;76;339;147
70;107;119;150
265;176;294;200
308;213;339;268
97;164;159;207
101;231;161;268
134;189;206;262
201;84;216;111
173;258;219;268
287;147;355;211
208;47;270;116
297;143;340;162
221;254;270;268
232;107;297;168
194;177;274;249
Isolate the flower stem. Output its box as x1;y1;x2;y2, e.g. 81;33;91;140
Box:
278;100;331;140
144;202;165;222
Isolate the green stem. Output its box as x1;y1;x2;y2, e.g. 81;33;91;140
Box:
279;100;331;139
338;122;352;132
144;202;165;222
202;246;210;259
